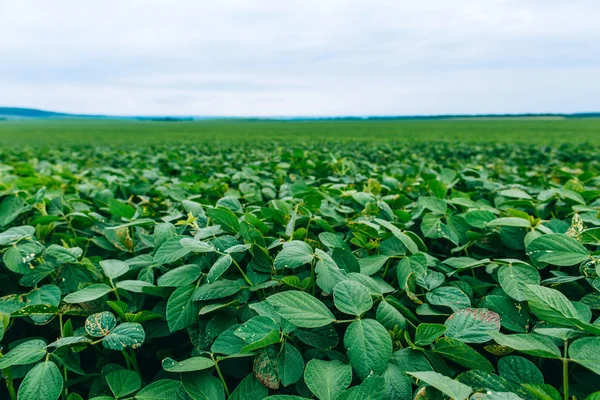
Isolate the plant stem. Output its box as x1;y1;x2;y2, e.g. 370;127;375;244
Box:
562;339;569;400
121;350;132;370
0;363;17;400
129;349;141;376
231;258;252;286
310;259;316;296
213;359;230;397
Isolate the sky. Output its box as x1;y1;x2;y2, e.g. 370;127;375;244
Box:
1;0;599;116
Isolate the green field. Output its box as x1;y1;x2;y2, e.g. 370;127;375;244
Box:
0;117;599;147
1;118;600;400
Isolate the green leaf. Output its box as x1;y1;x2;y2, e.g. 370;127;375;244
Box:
344;318;392;379
162;356;215;372
333;281;372;316
266;290;335;328
488;332;561;359
569;337;600;374
167;285;200;332
487;217;532;228
0;225;35;245
157;264;203;287
116;280;156;293
524;285;600;334
358;255;390;275
444;308;501;344
383;364;412;400
182;372;225;400
0;195;29;226
193;279;245;301
375;218;418;253
407;371;472;400
206;207;240;234
304;359;352;400
376;300;407;331
426;286;470;312
253;347;280;389
46;336;92;348
274;241;314;269
135;380;187;400
498;263;541;301
46;245;82;264
17;361;63;400
235;316;279;343
526;233;589;266
63;284;113;304
415;323;447;346
521;383;562;400
431;337;494;371
207;254;233;283
103;322;145;350
100;259;129;279
106;369;141;398
498;356;544;385
480;294;530;333
0;339;46;368
154;236;191;265
337;374;385;400
85;311;117;337
277;342;304;387
229;373;268;400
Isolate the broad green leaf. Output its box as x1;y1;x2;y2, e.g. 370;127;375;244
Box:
154;236;191;265
193;279;245;301
304;359;352;400
135;379;186;400
0;225;35;245
206;207;240;234
207;254;233;283
415;323;447;346
235;316;279;343
63;284;113;304
569;337;600;375
407;371;472;400
157;264;203;287
487;217;531;228
344;318;392;379
277;342;304;387
17;361;63;400
106;369;141;398
100;259;129;279
274;240;314;269
431;337;494;371
182;372;225;400
488;332;561;359
0;195;29;226
103;322;145;350
162;356;215;372
266;290;335;328
0;339;46;368
229;373;268;400
526;234;589;266
444;308;501;343
426;286;471;312
333;280;372;315
498;263;540;301
376;300;407;331
521;383;562;400
375;218;418;254
85;311;117;337
498;356;544;385
383;364;412;400
337;374;385;400
167;285;200;332
358;255;390;275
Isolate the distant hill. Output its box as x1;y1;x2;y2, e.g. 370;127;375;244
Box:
1;107;599;121
0;107;83;118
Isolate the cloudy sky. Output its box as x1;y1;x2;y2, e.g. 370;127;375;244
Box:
1;0;599;116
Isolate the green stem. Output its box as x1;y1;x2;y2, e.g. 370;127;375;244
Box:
310;259;316;296
110;279;122;301
231;258;252;286
0;359;17;400
563;340;569;400
129;349;141;376
121;350;132;370
213;359;230;397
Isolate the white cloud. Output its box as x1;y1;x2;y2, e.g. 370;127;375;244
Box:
1;0;599;115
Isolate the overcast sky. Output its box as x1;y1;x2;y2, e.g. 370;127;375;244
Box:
1;0;599;116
